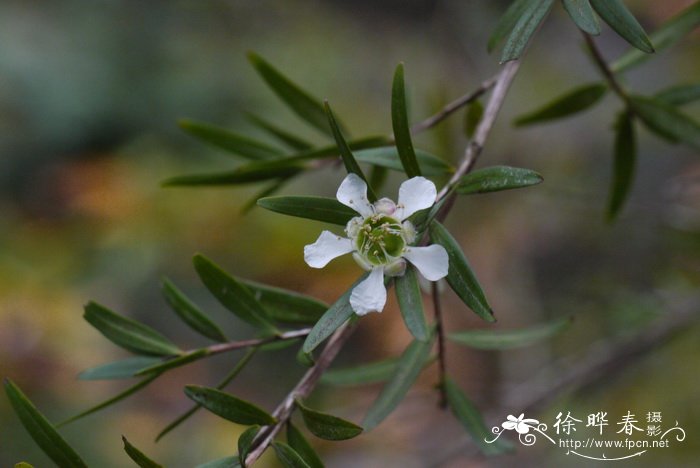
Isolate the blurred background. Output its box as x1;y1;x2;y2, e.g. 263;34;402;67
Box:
1;0;698;466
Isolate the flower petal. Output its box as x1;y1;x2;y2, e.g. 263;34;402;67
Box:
337;173;373;217
304;231;354;268
403;245;448;281
395;176;437;220
350;267;387;315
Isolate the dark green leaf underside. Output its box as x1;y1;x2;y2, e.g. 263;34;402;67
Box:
457;166;543;195
514;83;607;125
448;316;573;350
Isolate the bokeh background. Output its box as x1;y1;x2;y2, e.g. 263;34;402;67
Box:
1;0;699;466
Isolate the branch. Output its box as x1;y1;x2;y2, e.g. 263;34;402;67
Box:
432;282;448;408
204;328;311;356
583;33;628;102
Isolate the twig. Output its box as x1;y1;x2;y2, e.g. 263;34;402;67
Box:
583;33;628;102
432;282;448;408
204;328;311;356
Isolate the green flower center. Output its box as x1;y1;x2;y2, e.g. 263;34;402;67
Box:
355;214;405;265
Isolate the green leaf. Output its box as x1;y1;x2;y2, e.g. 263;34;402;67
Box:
248;52;335;136
448;316;573;350
362;335;434;431
464;100;484;139
589;0;653;53
273;442;311;468
443;378;513;455
354;147;453;176
368;165;389;193
611;2;700;73
302;276;365;353
514;83;607;125
162;161;304;187
245;113;314;151
488;0;532;53
456;166;543;195
238;279;328;325
78;357;162;380
607;111;636;221
629;95;700;149
296;347;315;367
296;400;363;441
156;348;257;441
4;379;87;468
656;83;700;106
179;119;281;160
83;302;181;356
162;278;228;342
286;423;324;468
193;254;277;333
562;0;601;35
237;425;260;467
391;64;422;178
15;463;35;468
195;456;241;468
395;266;429;341
325;101;376;201
58;375;159;427
429;222;494;322
500;0;555;63
122;436;163;468
134;349;210;376
321;355;435;387
257;196;357;226
184;385;276;426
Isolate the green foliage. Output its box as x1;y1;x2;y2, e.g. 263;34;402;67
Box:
448;316;572;350
362;334;434;431
184;385;276;425
273;442;311;468
237;425;260;467
162;278;228;342
589;0;653;53
322;357;402;387
488;0;532;53
4;379;87;468
83;302;181;356
354;147;453;176
296;400;363;441
391;64;422;178
286;423;325;468
456;166;543;194
607;111;637;221
178;119;282;160
237;278;329;325
429;222;494;322
245;113;314;151
629;95;700;149
395;265;429;341
122;436;163;468
562;0;600;35
500;0;554;63
514;83;608;125
162;161;304;187
78;357;161;380
656;83;700;106
258;196;356;226
195;456;241;468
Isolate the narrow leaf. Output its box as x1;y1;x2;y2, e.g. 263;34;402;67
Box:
607;111;636;221
590;0;653;53
456;166;543;195
162;162;303;187
322;355;435;387
354;147;453;176
448;316;573;350
429;222;494;322
257;196;357;226
193;255;277;333
514;83;608;125
122;436;163;468
325;102;376;201
195;457;241;468
296;400;363;441
83;302;181;356
443;378;513;455
245;113;314;151
162;278;228;342
362;335;434;430
611;2;700;73
629;95;700;149
562;0;601;35
58;375;159;427
391;64;422;178
500;0;555;63
237;425;260;467
179;120;281;160
302;276;365;353
488;0;531;53
368;165;388;193
287;423;324;468
4;379;87;468
238;279;328;325
395;266;429;341
247;52;334;136
78;357;161;380
184;385;276;426
134;349;210;376
464;100;484;139
296;347;315;367
273;442;311;468
656;83;700;106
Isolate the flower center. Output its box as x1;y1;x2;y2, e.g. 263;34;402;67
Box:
355;214;405;265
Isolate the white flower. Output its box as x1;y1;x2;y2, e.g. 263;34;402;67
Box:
304;173;449;315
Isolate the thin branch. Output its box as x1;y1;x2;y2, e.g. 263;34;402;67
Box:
432;282;448;408
583;33;628;102
203;328;311;357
